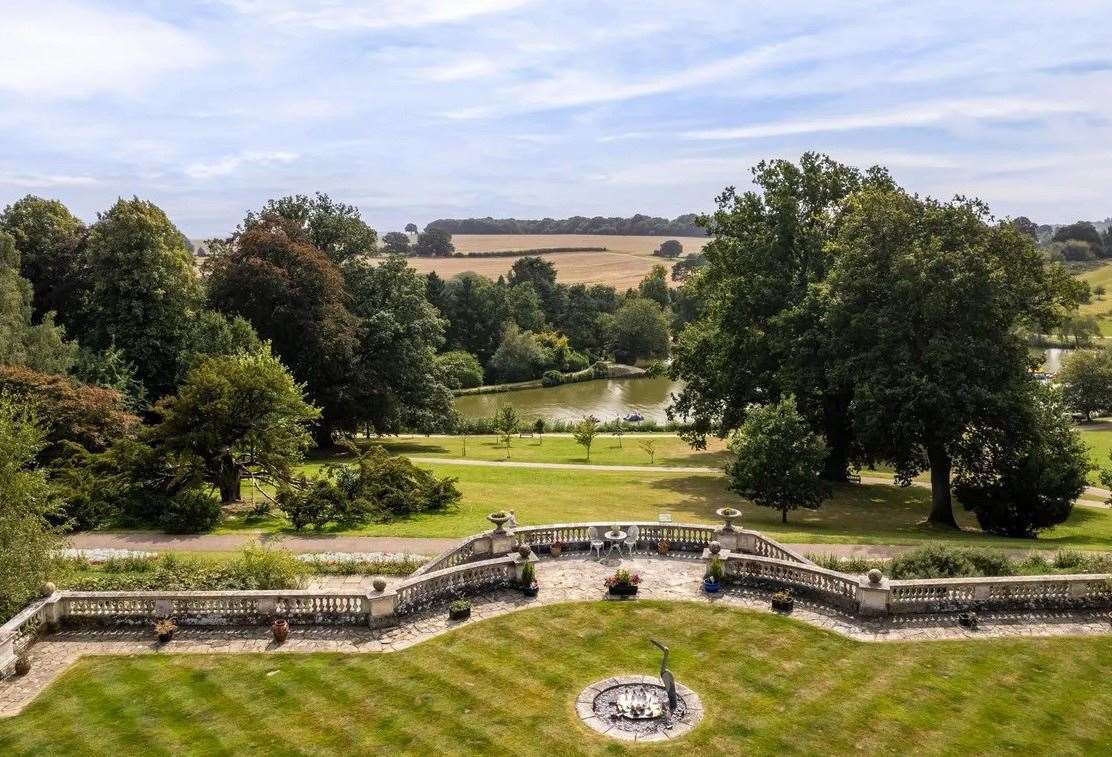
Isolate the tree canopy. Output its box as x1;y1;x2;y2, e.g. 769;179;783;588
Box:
241;192;376;264
670;153;888;478
71;198;204;399
825;188;1082;526
726;398;829;523
611;297;669;364
414;227;455;257
148;349;319;503
0;194;85;321
0;231;75;374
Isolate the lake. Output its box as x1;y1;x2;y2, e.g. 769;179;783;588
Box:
453;377;682;423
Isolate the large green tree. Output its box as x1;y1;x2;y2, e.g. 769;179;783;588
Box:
148;349;319;503
206;222;361;447
825;188;1082;527
670;154;889;479
0;195;85;321
1058;347;1112;421
954;384;1087;537
341;256;453;434
73;198;204;399
0;231;76;374
610;297;670;364
0;396;59;622
241;192;376;264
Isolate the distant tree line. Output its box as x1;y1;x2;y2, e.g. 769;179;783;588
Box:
426;213;705;237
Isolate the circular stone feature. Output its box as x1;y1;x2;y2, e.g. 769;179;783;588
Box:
576;675;703;742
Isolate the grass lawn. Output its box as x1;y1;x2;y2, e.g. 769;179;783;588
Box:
2;602;1110;756
1076;262;1112;335
367;434;733;468
220;462;1112;550
1078;424;1112;485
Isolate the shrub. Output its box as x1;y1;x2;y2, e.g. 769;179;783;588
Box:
520;561;536;587
159;488;222;534
223;545;306;589
437;350;484;389
541;369;563;387
448;599;471;613
278;444;461;530
888;544;977;579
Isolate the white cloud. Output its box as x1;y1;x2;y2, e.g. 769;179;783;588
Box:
0;1;212;98
683;99;1087;140
221;0;532;31
0;172;100;188
185;151;299;180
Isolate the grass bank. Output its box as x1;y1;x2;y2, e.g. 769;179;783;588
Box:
222;461;1112;549
2;602;1109;755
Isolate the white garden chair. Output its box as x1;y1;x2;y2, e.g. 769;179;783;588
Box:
624;525;639;556
587;527;605;560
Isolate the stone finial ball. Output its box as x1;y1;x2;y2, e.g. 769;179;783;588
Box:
517;544;532;558
39;581;56;597
708;540;722;555
867;569;883;584
372;578;387;592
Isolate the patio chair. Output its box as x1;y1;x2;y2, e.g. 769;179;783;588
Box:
624;525;639;556
587;526;605;559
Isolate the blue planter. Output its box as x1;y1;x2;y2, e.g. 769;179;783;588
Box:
703;578;721;593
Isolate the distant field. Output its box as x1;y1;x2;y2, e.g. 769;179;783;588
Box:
1075;263;1112;335
402;234;710;288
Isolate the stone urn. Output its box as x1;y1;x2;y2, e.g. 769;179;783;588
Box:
372;577;387;593
487;511;511;532
715;507;742;531
271;618;290;644
14;655;31;676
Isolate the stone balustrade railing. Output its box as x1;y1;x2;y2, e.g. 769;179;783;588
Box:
3;521;1110;679
887;574;1112;614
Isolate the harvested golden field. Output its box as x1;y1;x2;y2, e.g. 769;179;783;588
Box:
450;234;708;256
401;234;710;288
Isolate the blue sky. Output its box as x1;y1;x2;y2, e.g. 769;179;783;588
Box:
1;0;1110;237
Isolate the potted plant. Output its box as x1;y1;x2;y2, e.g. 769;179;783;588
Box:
771;589;794;613
520;561;539;597
448;599;472;621
271;617;290;643
154;617;177;643
14;654;31;676
703;555;724;593
656;539;672;556
958;611;978;629
549;540;565;558
487;511;511;532
605;569;641;597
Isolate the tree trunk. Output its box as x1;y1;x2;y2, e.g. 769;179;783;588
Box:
312;419;335;450
820;394;852;482
217;453;242;504
781;509;788;524
926;443;958;528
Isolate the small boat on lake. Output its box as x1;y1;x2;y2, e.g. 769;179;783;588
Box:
623;412;645;423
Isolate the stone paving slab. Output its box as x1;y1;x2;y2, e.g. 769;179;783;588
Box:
2;553;1110;718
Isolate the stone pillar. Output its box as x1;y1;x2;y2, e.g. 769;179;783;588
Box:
41;593;64;626
154;598;172;619
368;592;399;626
736;530;757;554
0;634;14;678
714;526;740;552
512;553;538;583
471;534;493;557
490;529;516;557
857;570;891;616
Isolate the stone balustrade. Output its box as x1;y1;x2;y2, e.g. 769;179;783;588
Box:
3;520;1111;680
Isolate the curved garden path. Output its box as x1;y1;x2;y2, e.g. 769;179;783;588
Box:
3;553;1110;718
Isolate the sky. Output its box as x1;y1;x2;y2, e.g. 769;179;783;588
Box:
0;0;1110;238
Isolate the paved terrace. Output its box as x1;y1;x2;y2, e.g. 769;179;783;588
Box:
3;553;1110;718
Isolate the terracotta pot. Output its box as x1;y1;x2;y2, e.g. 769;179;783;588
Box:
549;543;563;557
271;618;290;644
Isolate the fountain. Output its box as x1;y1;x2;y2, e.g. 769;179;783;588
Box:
575;640;703;742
